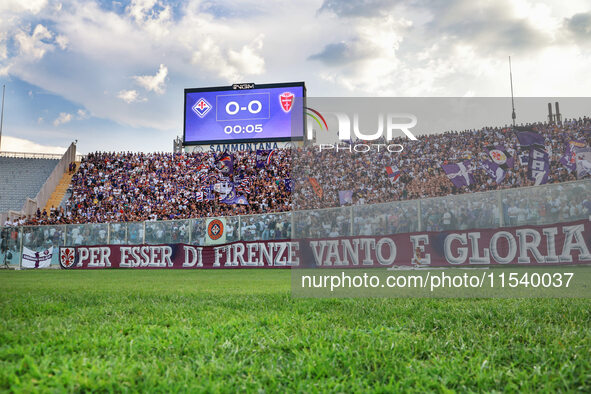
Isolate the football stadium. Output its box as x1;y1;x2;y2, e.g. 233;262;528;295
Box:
2;1;591;392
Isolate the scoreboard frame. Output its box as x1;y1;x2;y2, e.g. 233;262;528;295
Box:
183;81;306;146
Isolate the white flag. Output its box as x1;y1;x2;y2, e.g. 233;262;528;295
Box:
22;246;53;268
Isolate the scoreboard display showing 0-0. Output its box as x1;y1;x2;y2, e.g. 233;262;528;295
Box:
183;82;305;145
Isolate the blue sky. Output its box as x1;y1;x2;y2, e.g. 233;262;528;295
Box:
1;0;591;154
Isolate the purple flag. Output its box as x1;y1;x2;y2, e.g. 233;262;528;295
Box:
215;151;234;174
528;147;549;185
560;140;586;171
256;150;269;168
205;186;215;201
518;149;530;166
516;131;544;147
233;195;250;205
487;145;514;169
480;160;505;183
220;186;249;205
514;126;536;132
338;190;354;206
575;148;591;179
441;160;474;188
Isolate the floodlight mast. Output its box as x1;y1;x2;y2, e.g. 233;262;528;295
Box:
509;57;516;127
0;84;5;152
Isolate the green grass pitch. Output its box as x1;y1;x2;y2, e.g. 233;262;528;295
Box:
1;270;590;392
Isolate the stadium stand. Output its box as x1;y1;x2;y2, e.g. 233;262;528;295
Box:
294;118;591;210
0;156;59;212
19;117;591;226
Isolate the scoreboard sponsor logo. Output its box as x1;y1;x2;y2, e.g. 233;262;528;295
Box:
232;83;255;89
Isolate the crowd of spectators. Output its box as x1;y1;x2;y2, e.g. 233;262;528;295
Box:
294;117;591;209
16;116;591;228
26;150;291;225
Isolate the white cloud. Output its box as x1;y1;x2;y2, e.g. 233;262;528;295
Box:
53;112;73;126
227;34;265;76
127;0;158;22
0;0;272;131
1;135;66;154
2;0;591;150
133;64;168;94
55;34;69;50
191;34;266;81
117;89;145;103
14;24;54;60
0;0;48;14
309;0;591;96
311;15;411;94
77;109;89;119
127;0;172;37
0;33;7;61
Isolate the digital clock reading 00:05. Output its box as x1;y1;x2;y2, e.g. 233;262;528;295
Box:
223;124;264;134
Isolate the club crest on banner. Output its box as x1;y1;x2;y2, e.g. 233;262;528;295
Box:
489;149;507;165
208;219;224;241
59;247;77;268
279;92;294;113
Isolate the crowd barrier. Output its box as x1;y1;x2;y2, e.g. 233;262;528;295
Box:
1;179;590;268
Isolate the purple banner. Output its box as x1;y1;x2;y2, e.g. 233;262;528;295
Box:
480;160;505;183
441;160;474;188
219;185;249;205
516;131;545;147
59;219;591;269
576;147;591;178
528;147;550;185
487;145;514;169
560;140;585;171
215;152;234;174
338;190;353;206
256;149;269;168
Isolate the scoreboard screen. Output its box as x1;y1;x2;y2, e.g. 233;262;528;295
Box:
183;82;305;145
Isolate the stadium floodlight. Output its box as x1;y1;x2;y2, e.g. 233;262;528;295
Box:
509;56;516;127
0;84;5;152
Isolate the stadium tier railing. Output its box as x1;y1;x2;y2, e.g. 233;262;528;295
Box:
0;151;84;161
1;178;590;267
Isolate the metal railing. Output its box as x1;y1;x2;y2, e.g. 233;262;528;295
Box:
0;151;84;161
1;178;590;267
0;151;64;159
